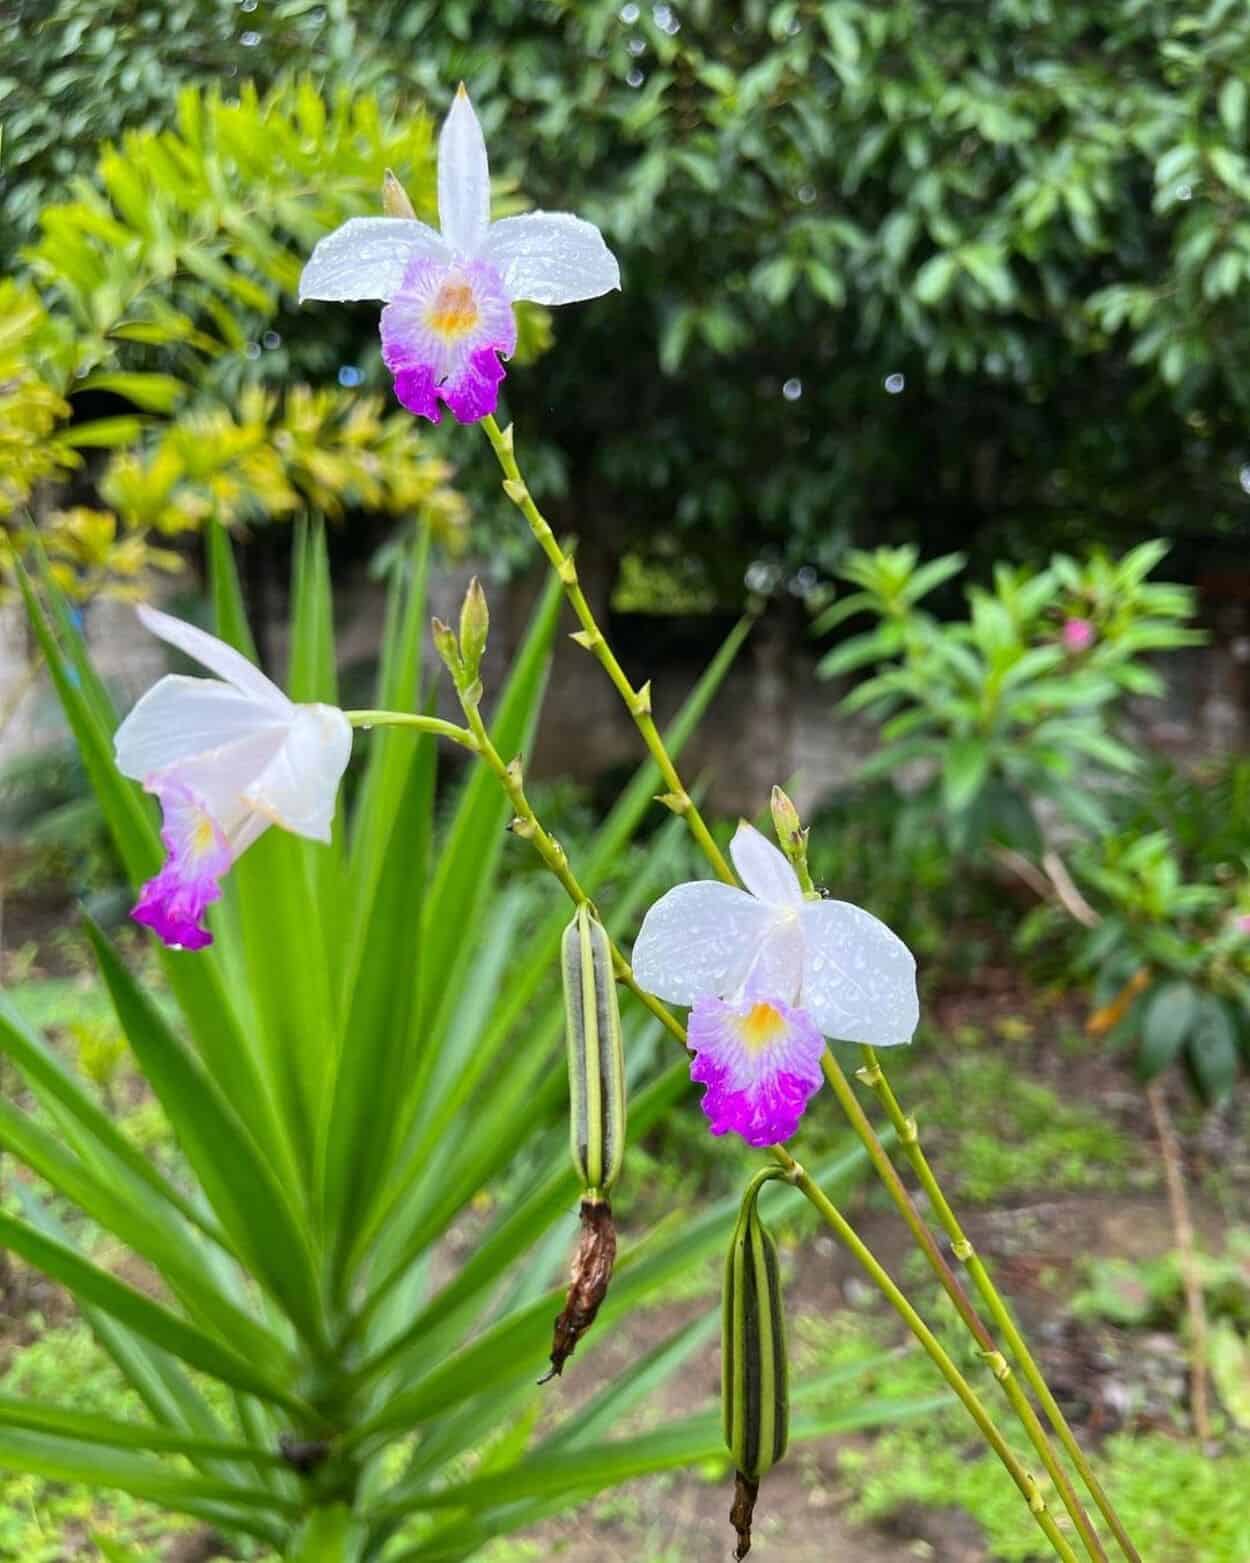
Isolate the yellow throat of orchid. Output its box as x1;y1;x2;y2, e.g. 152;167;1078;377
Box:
737;1000;788;1056
427;278;481;340
190;812;218;857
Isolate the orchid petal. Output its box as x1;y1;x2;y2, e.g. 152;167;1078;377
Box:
298;217;450;303
114;676;289;785
483;212;621;305
242;704;352;843
729;822;803;908
438;86;491;255
632;881;770;1006
741;912;805;1009
798;900;919;1047
135;606;289;710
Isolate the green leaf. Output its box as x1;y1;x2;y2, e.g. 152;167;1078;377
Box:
942;737;991;813
0;1397;286;1468
1187;996;1241;1103
73;371;187;411
913;252;957;305
1138;981;1199;1080
0;1213;305;1414
84;919;327;1352
0;1427;289;1541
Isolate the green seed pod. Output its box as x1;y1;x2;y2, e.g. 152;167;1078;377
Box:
561;904;626;1198
723;1170;789;1558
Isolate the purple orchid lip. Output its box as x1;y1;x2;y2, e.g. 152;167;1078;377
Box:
380;255;517;425
687;993;825;1148
132;779;233;951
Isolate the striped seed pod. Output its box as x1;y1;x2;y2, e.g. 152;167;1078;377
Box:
541;905;626;1384
561;903;626;1198
723;1170;789;1559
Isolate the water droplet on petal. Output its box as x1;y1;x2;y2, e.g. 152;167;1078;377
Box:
1240;464;1250;496
619;1;640;20
782;377;803;401
884;372;905;394
626;66;645;87
240;29;261;46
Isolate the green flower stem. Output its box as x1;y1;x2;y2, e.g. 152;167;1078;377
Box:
819;1050;1107;1562
770;1145;1083;1563
479;413;736;887
858;1046;1139;1563
344;710;477;750
359;702;1074;1559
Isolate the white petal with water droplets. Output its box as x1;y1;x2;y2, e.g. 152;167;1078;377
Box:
114;675;289;783
632;881;770;1007
798;900;919;1047
439;86;491;255
243;704;352;842
483;212;621;304
298;218;449;303
740;912;805;1008
135;606;288;709
729;821;803;908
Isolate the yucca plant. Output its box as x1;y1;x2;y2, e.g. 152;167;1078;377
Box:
0;522;936;1561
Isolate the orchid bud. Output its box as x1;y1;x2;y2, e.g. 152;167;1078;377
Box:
430;617;462;682
459;577;490;686
381;168;417;219
769;787;812;895
769;786;804;851
723;1171;789;1558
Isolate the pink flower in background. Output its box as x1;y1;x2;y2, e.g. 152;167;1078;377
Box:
632;822;918;1147
299;85;620;424
1235;913;1250;936
1062;617;1096;653
114;607;352;950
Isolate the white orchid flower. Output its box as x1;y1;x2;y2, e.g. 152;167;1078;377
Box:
632;822;918;1146
114;606;352;950
298;84;620;425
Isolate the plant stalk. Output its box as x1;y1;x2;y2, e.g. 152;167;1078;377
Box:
480;414;736;886
821;1050;1108;1562
392;683;1078;1560
770;1147;1082;1563
1147;1077;1210;1445
478;415;1132;1560
858;1045;1138;1562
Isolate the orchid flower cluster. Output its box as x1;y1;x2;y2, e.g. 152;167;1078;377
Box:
106;85;1135;1563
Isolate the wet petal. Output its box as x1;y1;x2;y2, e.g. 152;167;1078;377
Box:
298;217;449;303
632;881;770;1006
483;212;621;305
798;900;919;1046
687;995;824;1147
730;822;802;908
438;85;491;255
741;912;805;1009
243;704;352;842
135;606;289;710
115;675;289;784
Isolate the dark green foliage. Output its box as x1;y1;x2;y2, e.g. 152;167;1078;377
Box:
8;1;1250;588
